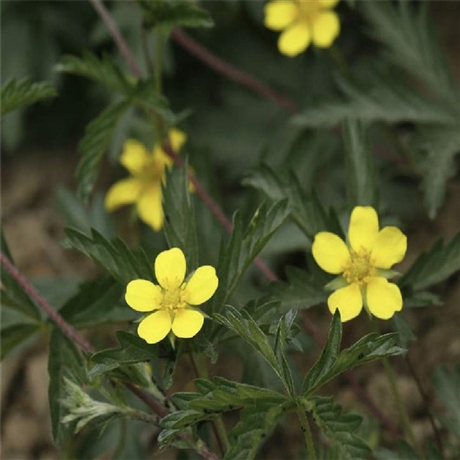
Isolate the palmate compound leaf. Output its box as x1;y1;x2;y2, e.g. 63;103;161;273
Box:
208;200;290;313
302;396;371;460
399;231;460;292
76;100;131;202
48;328;86;444
0;77;56;117
62;227;154;285
243;164;338;242
302;312;405;395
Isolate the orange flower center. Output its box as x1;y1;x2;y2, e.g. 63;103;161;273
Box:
160;286;186;311
343;249;376;285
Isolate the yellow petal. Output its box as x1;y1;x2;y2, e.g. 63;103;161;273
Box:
366;277;402;320
348;206;379;252
105;178;143;211
171;309;204;339
278;22;311;57
312;232;350;274
312;11;340;48
154;247;186;290
168;128;187;153
184;266;218;305
371;227;407;269
137;183;164;231
137;310;172;344
152;145;174;171
318;0;340;9
120;139;151;175
125;279;162;312
264;1;298;31
327;283;363;322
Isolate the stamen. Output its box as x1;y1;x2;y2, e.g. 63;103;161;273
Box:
343;249;376;285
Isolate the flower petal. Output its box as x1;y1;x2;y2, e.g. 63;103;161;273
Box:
318;0;340;9
264;1;298;31
371;227;407;269
171;309;204;339
327;283;363;322
137;183;164;231
278;22;311;57
366;277;402;320
312;11;340;48
125;279;162;312
137;310;172;344
348;206;379;252
312;232;350;274
155;247;186;290
105;178;143;211
169;128;187;153
120;139;151;175
184;266;218;305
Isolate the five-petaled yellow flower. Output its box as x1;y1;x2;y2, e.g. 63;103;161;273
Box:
312;206;407;322
105;129;187;232
264;0;340;57
125;248;218;344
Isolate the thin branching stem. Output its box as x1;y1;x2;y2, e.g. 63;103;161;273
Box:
296;404;317;460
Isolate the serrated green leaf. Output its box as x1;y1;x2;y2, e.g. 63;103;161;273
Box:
55;52;132;95
140;1;214;29
415;125;460;218
162;162;199;270
62;227;154;285
304;396;371;460
77;101;130;201
360;1;460;112
1;323;38;359
433;365;460;441
244;164;332;241
292;65;456;128
391;314;416;349
343;119;378;208
48;328;86;444
1;78;56;116
400;232;460;291
303;313;405;395
59;276;134;329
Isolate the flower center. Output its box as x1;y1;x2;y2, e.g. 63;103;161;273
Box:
297;1;322;23
343;249;376;285
160;286;186;311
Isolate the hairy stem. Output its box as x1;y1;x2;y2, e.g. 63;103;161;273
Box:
296;405;317;460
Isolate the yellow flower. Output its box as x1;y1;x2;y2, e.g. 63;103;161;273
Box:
125;248;218;344
105;129;187;231
312;206;407;322
264;0;340;57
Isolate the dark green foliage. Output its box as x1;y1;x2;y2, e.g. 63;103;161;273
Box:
303;396;371;460
1;323;38;359
0;78;56;116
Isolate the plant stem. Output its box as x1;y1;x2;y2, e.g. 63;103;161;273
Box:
141;28;154;77
154;32;163;95
296;405;317;460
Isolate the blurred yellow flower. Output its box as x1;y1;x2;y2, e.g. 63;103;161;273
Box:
105;129;187;231
264;0;340;57
312;206;407;322
125;248;218;344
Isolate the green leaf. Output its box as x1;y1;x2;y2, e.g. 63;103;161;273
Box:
343;119;378;208
62;227;154;285
433;365;460;441
302;313;405;395
1;228;41;320
162;162;198;270
303;396;371;460
140;1;214;30
76;101;130;202
415;125;460;219
292;65;456;128
55;52;132;95
59;276;134;329
1;78;56;117
400;232;460;291
391;314;416;349
48;328;86;444
270;266;327;309
1;323;38;359
244;164;332;241
359;1;460;112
